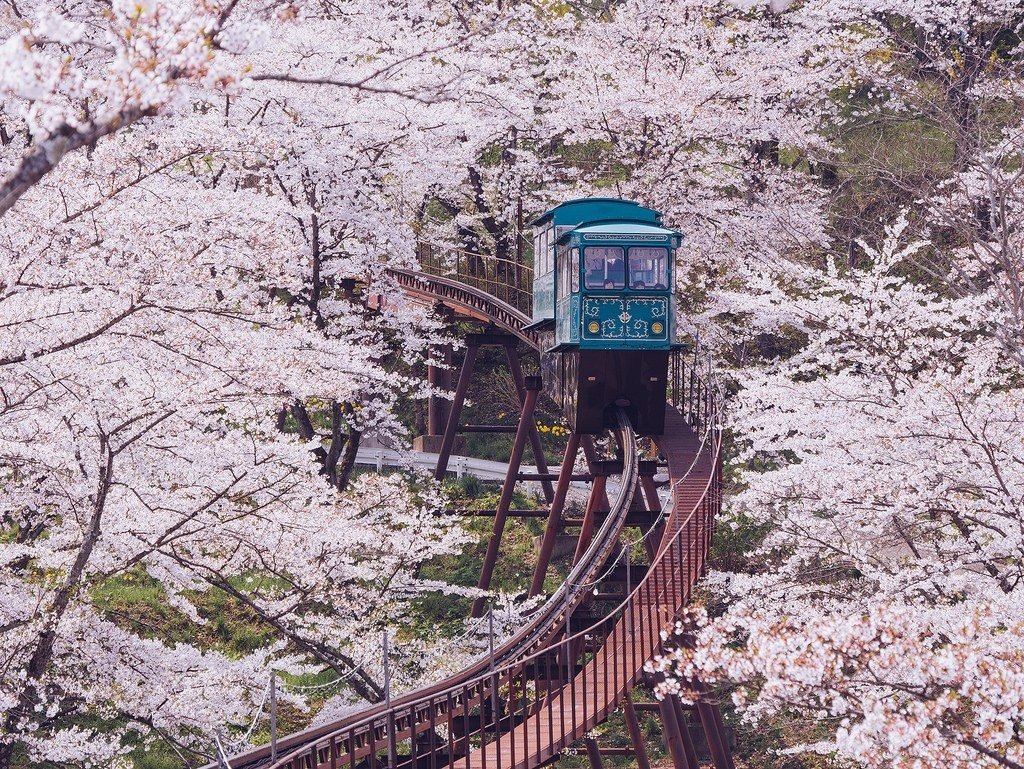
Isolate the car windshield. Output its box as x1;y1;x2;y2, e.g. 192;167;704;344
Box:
584;246;626;289
628;247;668;290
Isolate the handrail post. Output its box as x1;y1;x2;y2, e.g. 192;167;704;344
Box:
270;671;278;762
489;604;500;735
384;632;396;769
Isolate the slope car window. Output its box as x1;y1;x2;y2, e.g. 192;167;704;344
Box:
558;242;571;298
584;246;625;289
628;247;668;289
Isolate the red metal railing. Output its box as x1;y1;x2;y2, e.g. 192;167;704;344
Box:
416;244;533;317
669;347;716;428
218;258;723;769
258;388;721;769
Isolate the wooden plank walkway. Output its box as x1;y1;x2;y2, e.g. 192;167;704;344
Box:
463;408;715;769
216;270;723;769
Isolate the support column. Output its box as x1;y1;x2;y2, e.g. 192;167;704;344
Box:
658;697;694;769
584;738;604;769
696;698;735;769
471;377;542;618
504;344;555;503
581;436;611;510
675;636;736;769
641;473;661;513
529;432;581;596
426;343;452;438
572;473;607;566
434;343;478;480
672;698;702;769
623;692;653;769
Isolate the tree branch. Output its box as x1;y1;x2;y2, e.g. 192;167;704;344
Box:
0;106;156;217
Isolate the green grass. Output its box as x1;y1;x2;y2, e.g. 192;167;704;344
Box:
91;567;276;657
91;568;202;644
420;485;544;594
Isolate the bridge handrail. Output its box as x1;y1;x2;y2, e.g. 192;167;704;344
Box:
261;387;721;769
237;411;638;769
220;264;722;769
416;243;533;316
390;269;537;348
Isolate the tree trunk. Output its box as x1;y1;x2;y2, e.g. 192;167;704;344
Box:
0;437;115;766
336;426;362;492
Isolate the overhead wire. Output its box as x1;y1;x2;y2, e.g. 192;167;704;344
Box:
215;651;381;758
215;677;272;753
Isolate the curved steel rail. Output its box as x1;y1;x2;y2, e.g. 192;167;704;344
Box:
218;260;722;769
240;404;719;769
463;405;720;769
222;411;638;769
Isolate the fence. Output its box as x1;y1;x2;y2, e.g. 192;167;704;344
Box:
417;244;533;317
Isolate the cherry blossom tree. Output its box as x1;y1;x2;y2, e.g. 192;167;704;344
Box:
0;0;543;763
646;2;1024;767
656;209;1024;768
4;0;1021;766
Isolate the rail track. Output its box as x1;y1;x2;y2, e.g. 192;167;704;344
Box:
217;251;725;769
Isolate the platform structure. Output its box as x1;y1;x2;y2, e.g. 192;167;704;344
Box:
219;244;730;769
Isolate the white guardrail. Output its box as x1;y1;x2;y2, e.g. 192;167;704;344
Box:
354;447;538;480
353;448;670;504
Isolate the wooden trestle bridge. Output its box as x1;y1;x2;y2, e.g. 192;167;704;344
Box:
221;248;730;769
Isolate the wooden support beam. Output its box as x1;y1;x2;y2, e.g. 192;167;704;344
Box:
572;474;607;566
641;474;662;513
530;432;581;596
589;460;625;475
426;343;452;436
581;436;611;511
585;738;605;769
458;425;519;433
624;692;653;769
434;344;478;480
471;379;541;618
674;697;702;769
504;345;555;503
696;699;736;769
658;697;695;769
638;460;659;476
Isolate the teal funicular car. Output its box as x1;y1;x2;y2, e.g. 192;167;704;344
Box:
529;198;684;435
529;197;682;350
